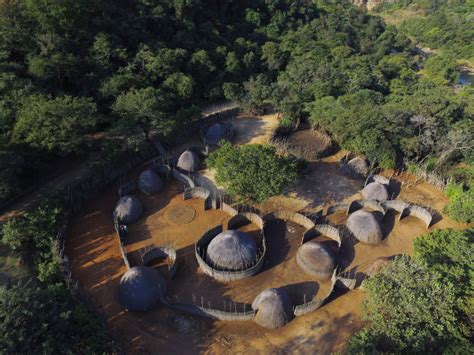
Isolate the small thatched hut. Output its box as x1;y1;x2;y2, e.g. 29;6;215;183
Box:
114;195;143;224
205;122;233;145
138;169;163;194
346;210;383;244
252;288;293;329
342;156;369;178
177;150;201;172
361;182;388;201
117;266;167;311
206;230;257;270
296;241;336;280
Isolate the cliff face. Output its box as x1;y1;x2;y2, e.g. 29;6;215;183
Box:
352;0;397;11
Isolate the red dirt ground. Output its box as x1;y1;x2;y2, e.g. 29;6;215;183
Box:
66;158;465;354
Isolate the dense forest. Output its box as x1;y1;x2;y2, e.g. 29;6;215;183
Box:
1;0;471;205
0;0;472;352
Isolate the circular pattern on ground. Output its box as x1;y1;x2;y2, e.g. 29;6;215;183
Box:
166;205;196;224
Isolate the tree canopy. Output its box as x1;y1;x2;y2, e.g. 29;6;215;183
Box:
349;229;473;354
207;142;299;203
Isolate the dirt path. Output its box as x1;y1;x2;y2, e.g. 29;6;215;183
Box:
0;162;91;222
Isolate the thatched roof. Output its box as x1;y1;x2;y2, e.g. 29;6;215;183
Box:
366;174;390;186
205;122;233;145
117;266;166;311
361;182;388;201
114;195;143;224
138;169;163;194
296;241;336;280
342;156;369;178
177;150;201;172
366;257;391;277
346;210;383;244
206;230;257;271
252;288;293;329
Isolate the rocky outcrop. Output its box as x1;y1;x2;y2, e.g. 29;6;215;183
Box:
351;0;397;11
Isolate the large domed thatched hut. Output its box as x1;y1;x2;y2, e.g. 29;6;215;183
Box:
138;169;163;194
206;230;257;271
205;122;233;145
117;266;167;311
342;156;369;178
296;241;336;280
114;195;143;224
346;210;383;244
177;150;201;172
361;182;388;201
252;288;293;329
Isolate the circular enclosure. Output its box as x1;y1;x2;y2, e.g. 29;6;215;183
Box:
206;230;258;271
166;205;196;225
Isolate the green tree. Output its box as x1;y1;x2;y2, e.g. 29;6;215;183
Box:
0;282;113;353
207;142;299;202
349;256;471;353
112;87;174;149
413;228;473;303
13;95;97;154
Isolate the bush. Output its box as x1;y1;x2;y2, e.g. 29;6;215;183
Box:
0;282;113;353
348;256;471;354
207;142;299;202
413;228;473;303
444;183;474;223
1;200;64;282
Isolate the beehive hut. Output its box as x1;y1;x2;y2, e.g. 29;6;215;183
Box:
117;266;167;311
177;150;201;172
361;182;388;201
114;195;143;224
252;288;293;329
206;230;257;271
205;122;233;145
343;156;369;178
138;169;163;194
296;241;336;280
346;210;383;244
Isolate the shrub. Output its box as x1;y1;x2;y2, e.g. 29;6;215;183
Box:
413;228;473;304
207;142;299;202
348;256;471;354
0;282;113;353
1;200;64;282
444;183;473;223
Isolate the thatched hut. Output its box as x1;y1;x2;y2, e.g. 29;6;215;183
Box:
177;150;201;172
206;230;257;270
296;241;336;280
138;169;163;194
361;182;388;201
252;288;293;329
117;266;167;311
205;122;233;145
341;156;369;178
114;195;143;224
346;210;383;244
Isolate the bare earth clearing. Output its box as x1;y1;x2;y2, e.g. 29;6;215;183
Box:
66;114;465;354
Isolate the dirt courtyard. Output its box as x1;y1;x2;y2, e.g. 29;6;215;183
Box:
66;157;464;354
65;114;466;354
